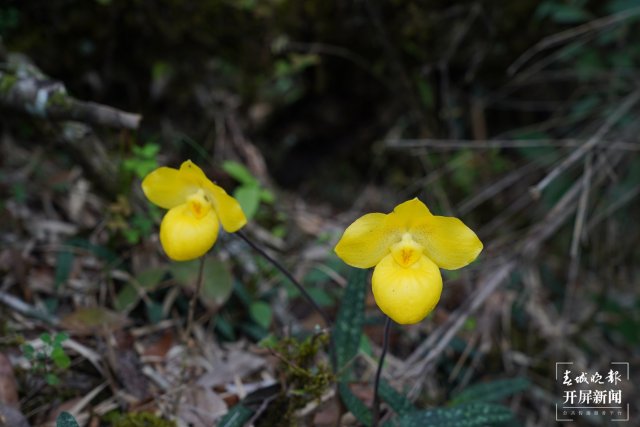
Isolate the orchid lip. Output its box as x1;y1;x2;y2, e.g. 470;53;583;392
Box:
390;233;424;268
186;189;212;219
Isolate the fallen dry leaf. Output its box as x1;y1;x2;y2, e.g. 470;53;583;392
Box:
177;385;227;427
60;307;129;335
0;353;19;408
0;402;30;427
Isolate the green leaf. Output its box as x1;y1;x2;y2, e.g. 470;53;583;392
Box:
65;237;118;263
199;260;234;309
55;250;74;289
339;382;372;426
333;268;368;374
535;1;591;23
241;321;268;341
40;332;52;345
306;287;334;307
417;79;434;109
53;332;69;346
51;347;71;369
234;184;261;219
222;161;257;185
214;315;236;341
171;258;234;310
607;0;640;13
551;4;591;23
115;268;166;312
46;373;60;386
56;412;80;427
249;301;273;329
218;404;254;427
114;284;138;312
138;142;160;158
136;268;166;290
399;403;514;427
450;377;530;406
22;344;34;360
260;188;275;204
145;301;164;324
379;379;415;415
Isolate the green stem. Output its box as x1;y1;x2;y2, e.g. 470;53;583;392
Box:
185;256;206;338
372;316;391;427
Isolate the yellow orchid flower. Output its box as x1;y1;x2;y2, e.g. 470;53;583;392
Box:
335;198;482;324
141;160;247;261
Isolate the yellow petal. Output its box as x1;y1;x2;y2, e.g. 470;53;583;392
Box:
179;160;247;232
142;166;198;209
204;183;247;232
334;213;399;268
159;203;220;261
387;198;432;231
178;159;211;186
372;253;442;324
412;215;483;270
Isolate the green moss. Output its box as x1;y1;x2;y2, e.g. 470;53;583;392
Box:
259;332;334;426
0;74;18;95
111;412;176;427
47;90;70;108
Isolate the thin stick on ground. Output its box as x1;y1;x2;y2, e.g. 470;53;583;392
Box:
372;316;391;427
185;256;206;339
235;230;332;327
531;91;640;197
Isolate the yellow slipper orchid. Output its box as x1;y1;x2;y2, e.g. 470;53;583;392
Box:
141;160;247;261
335;198;482;324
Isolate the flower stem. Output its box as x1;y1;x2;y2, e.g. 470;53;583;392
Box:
372;316;391;427
235;230;331;326
185;256;206;338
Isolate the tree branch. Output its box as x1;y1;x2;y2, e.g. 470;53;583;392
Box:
0;69;141;130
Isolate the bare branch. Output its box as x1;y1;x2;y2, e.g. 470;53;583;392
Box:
508;6;640;76
0;70;141;129
386;138;640;151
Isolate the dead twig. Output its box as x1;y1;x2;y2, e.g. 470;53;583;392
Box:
508;6;640;76
386;138;640;151
0;290;59;326
0;69;141;129
530;91;640;198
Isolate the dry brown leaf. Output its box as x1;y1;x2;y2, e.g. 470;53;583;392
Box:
177;385;227;427
141;332;175;360
0;353;19;408
60;307;129;335
312;396;341;427
198;347;265;389
0;403;30;427
112;348;150;401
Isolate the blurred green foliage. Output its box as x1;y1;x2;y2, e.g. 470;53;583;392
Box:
222;160;274;220
22;332;71;386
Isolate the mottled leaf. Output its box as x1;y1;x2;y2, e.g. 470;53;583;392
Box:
218;404;253;427
333;268;368;374
450;377;530;406
339;382;372;426
399;403;514;427
56;412;80;427
379;379;415;415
